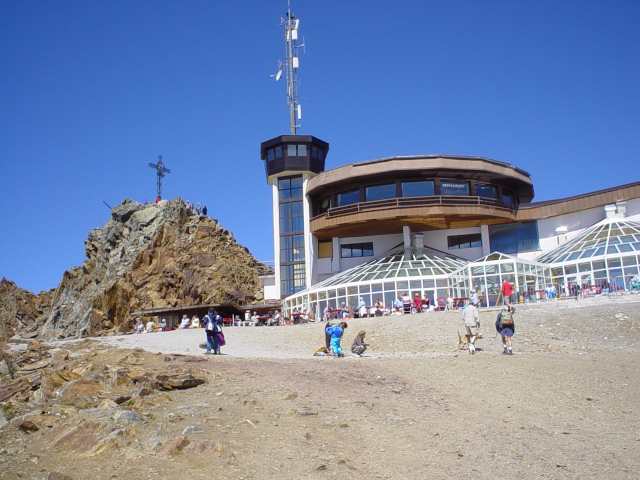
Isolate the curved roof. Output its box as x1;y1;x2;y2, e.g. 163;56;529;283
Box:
537;217;640;264
302;243;468;292
308;154;534;202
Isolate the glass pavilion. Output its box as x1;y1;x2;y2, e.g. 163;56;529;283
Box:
282;244;467;318
536;217;640;292
281;217;640;317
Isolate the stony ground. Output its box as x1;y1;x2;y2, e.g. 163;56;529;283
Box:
1;295;639;480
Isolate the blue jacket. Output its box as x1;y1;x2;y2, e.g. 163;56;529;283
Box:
326;325;343;338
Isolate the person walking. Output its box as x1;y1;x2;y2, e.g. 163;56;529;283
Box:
501;279;514;306
351;330;369;357
496;305;515;355
204;308;223;354
462;302;480;354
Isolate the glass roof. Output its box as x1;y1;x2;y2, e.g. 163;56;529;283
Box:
537;218;640;264
300;244;468;292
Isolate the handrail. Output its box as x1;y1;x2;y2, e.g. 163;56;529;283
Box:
311;195;515;221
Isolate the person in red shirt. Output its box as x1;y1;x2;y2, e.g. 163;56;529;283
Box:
501;280;514;306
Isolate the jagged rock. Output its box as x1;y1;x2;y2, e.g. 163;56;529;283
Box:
3;197;264;341
155;373;205;390
57;378;103;407
27;339;43;351
157;436;190;456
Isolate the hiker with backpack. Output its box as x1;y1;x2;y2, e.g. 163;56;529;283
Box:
203;308;223;355
495;305;515;355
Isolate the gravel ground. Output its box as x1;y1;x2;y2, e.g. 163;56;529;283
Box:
2;294;638;480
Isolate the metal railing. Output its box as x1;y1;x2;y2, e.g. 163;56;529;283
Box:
311;195;515;221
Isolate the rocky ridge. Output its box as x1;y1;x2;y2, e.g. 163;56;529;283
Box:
1;198;263;340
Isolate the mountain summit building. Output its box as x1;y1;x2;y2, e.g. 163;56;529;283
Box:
260;139;640;317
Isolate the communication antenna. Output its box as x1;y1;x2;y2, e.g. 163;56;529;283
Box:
271;1;304;134
148;155;171;200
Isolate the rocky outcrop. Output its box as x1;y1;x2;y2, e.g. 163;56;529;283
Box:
21;197;264;340
0;278;54;341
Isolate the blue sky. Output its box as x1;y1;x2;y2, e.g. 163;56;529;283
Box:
1;1;638;293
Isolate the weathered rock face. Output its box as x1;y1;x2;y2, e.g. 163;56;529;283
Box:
25;197;264;339
0;278;54;341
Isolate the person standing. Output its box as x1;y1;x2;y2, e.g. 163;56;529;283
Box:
501;279;514;306
496;305;515;355
470;289;479;307
412;293;422;313
462;302;480;354
204;308;222;354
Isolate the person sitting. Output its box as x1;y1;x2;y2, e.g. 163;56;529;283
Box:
356;297;367;318
402;292;411;314
446;295;454;311
180;314;190;329
340;302;350;319
323;304;334;322
393;296;403;313
134;318;144;334
374;298;384;316
251;311;260;326
268;310;282;326
158;318;167;331
191;315;200;328
145;319;155;333
421;294;431;312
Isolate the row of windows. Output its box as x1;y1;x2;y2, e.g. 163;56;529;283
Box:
266;144;326;162
448;234;482;250
316;180;518;214
279;175;307;296
318;241;375;259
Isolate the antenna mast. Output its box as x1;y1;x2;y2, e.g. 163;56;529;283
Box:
273;1;303;134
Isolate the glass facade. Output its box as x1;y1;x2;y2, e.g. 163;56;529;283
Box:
366;184;396;201
337;189;360;206
402;180;435;197
537;218;640;292
440;181;469;196
282;244;468;319
278;176;306;296
489;221;539;254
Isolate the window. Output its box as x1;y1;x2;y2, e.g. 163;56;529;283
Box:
502;190;517;207
440;181;469;196
278;175;306;294
280;234;305;262
476;184;496;199
402;180;435;197
366;184;396;201
448;233;482;250
266;146;283;161
287;144;307;157
489;221;540;254
311;146;325;161
318;240;332;259
341;242;374;258
281;263;306;296
317;197;331;215
337;189;360;206
278;176;303;201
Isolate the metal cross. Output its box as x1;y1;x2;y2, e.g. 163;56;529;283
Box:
148;155;171;200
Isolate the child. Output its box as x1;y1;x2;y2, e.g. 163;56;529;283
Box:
351;330;369;357
326;321;348;357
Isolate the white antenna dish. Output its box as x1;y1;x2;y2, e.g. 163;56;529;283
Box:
275;69;282;81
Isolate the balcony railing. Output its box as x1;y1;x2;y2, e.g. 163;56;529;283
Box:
311;195;515;221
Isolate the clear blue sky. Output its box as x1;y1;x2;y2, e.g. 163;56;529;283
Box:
1;1;638;293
